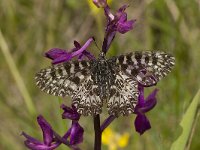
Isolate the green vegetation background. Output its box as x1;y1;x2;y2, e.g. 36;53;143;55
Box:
0;0;200;150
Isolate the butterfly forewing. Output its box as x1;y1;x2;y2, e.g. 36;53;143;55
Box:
35;60;91;97
113;51;175;87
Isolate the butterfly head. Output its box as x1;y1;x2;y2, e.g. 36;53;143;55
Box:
98;52;106;60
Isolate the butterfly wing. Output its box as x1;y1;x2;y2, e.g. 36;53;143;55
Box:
72;75;103;116
35;60;92;97
106;51;175;116
35;60;103;115
112;51;175;86
107;68;139;116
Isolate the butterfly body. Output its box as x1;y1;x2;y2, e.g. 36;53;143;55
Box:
91;53;116;100
35;51;175;116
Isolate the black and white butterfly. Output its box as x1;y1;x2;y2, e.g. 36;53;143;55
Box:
35;51;175;116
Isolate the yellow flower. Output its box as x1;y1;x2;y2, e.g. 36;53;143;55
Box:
102;127;130;150
87;0;112;14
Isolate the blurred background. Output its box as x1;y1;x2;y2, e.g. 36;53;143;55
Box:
0;0;200;150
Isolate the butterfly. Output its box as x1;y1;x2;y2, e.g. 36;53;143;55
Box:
35;51;175;116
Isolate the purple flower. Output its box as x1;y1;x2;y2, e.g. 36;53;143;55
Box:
61;104;80;121
134;113;151;135
73;40;95;61
69;122;84;145
134;85;158;135
22;113;83;150
45;38;95;64
22;115;61;150
93;0;108;8
102;4;136;53
61;104;84;145
60;121;84;146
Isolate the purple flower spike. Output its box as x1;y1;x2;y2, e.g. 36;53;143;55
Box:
61;104;80;121
22;115;61;150
93;0;108;8
102;4;136;53
45;38;95;64
134;85;158;135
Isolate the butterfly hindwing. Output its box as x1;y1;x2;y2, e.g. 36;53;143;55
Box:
107;70;139;116
113;51;175;86
72;75;103;116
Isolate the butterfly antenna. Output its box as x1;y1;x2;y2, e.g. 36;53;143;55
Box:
92;37;101;52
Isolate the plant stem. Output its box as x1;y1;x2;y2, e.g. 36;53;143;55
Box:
101;115;115;132
93;114;101;150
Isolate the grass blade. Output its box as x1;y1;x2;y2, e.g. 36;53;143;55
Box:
170;88;200;150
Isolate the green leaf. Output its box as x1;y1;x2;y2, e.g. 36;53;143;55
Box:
170;88;200;150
